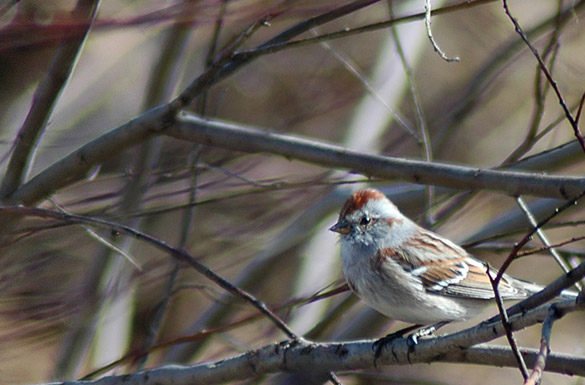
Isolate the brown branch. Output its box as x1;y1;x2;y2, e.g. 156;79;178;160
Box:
0;0;100;198
486;266;529;380
486;261;585;324
0;205;299;340
502;0;585;154
524;305;560;385
494;191;585;284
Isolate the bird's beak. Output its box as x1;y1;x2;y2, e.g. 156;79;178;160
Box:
329;219;350;235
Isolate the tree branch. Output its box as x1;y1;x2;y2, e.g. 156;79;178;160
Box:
3;105;170;206
170;114;585;199
40;299;584;385
7;112;585;208
0;0;100;198
0;205;298;340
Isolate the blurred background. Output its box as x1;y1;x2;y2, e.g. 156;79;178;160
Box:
0;0;584;384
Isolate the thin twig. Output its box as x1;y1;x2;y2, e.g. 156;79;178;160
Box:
576;92;585;124
0;206;299;340
517;234;585;258
486;266;529;380
424;0;459;62
494;191;585;284
234;0;491;61
486;260;585;323
516;196;582;290
524;305;560;385
49;198;142;271
435;0;585;152
502;0;585;154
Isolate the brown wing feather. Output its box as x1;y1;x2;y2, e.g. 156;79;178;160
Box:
390;229;536;300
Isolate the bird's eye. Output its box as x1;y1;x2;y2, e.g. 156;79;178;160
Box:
360;216;370;226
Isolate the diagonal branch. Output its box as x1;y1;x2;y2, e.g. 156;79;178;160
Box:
0;0;100;198
6;113;585;207
0;205;298;340
502;0;585;154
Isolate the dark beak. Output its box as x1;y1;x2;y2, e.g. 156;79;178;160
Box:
329;219;350;235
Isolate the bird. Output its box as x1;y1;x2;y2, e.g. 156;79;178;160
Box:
330;188;577;329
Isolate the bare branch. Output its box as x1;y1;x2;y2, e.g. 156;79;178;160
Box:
424;0;459;62
171;114;585;199
502;0;585;154
0;0;100;198
487;261;585;323
494;192;584;283
516;196;581;290
0;205;299;340
3;105;169;206
524;306;560;385
486;266;529;380
36;299;584;385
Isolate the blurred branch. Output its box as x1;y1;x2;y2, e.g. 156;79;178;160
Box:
435;0;585;153
170;0;381;113
503;0;585;154
36;299;585;385
515;196;581;290
0;0;386;207
0;0;100;198
387;0;435;224
3;105;169;206
6;0;579;209
0;205;299;340
234;0;494;60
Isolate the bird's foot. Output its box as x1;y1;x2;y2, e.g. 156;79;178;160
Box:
373;324;422;363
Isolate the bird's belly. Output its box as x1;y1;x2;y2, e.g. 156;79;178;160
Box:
343;258;484;324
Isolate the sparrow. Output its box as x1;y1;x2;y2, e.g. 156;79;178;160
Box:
330;188;575;326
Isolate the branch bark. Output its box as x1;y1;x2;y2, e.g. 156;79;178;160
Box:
169;114;585;200
42;299;584;385
6;112;585;208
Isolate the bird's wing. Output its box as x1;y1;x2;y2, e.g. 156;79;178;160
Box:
397;230;536;300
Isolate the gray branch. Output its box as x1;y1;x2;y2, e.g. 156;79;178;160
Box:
4;106;170;206
170;114;585;199
43;299;583;385
7;111;585;207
